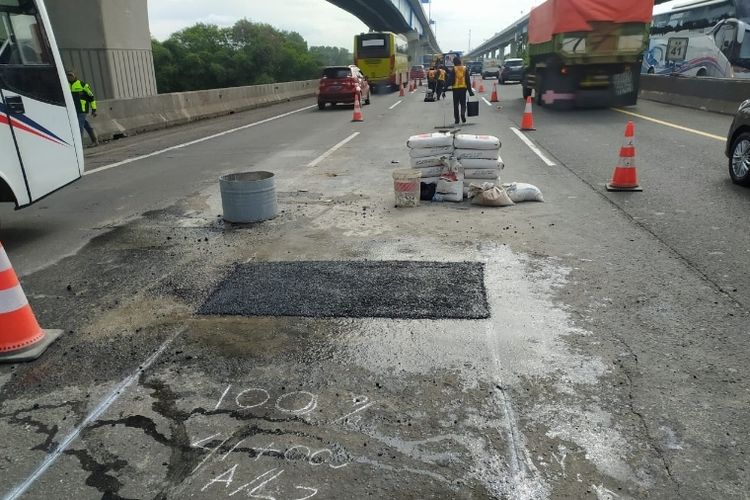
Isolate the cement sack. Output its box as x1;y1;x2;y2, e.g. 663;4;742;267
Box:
454;148;500;160
464;168;501;180
416;166;444;178
407;132;454;149
503;182;544;202
410;155;448;168
461;158;504;170
436;173;463;202
409;146;454;158
454;134;501;150
469;182;514;207
433;191;463;202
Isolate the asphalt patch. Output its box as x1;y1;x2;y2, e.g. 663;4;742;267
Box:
198;260;489;319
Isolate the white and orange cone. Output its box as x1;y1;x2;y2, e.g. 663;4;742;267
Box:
606;121;642;191
0;243;62;363
352;93;364;122
479;80;485;93
399;82;405;97
490;82;499;103
520;96;535;131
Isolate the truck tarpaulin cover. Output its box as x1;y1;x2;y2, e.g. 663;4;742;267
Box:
528;0;654;44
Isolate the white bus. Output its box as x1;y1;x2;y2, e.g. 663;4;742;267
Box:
0;0;83;209
646;0;750;77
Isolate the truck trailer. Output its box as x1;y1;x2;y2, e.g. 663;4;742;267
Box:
522;0;654;108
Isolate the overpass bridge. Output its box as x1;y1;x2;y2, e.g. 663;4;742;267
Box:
44;0;439;101
466;0;675;61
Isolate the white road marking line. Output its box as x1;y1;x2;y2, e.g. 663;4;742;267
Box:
510;127;556;166
83;104;318;176
2;330;183;500
389;100;403;110
482;97;492;107
307;132;360;168
612;108;725;141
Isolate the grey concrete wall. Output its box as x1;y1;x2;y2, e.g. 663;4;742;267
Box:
91;80;318;142
639;74;750;115
46;0;157;99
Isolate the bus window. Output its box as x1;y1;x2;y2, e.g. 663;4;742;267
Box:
9;12;50;64
358;36;389;58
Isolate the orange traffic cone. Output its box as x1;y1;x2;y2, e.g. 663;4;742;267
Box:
0;243;62;363
472;78;477;90
490;82;499;103
520;96;535;131
352;93;363;122
606;121;642;191
479;80;485;93
399;82;405;97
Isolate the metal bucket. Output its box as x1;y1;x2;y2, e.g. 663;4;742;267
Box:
219;171;278;223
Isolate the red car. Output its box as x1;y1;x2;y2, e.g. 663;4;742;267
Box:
410;64;427;81
317;65;371;109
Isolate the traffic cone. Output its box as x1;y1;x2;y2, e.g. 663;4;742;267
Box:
520;96;535;131
352;93;363;122
0;243;63;363
479;80;485;93
399;82;405;97
490;82;499;103
606;121;642;191
472;78;477;90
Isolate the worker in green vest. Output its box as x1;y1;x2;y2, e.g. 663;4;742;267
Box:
66;71;99;146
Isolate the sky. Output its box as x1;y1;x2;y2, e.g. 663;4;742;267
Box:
148;0;684;53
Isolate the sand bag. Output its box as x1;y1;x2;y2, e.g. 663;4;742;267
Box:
468;182;514;207
454;134;501;150
409;146;454;158
407;132;454;149
464;168;501;179
454;148;500;160
410;155;448;168
503;182;544;203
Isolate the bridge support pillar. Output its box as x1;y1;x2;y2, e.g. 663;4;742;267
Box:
46;0;157;99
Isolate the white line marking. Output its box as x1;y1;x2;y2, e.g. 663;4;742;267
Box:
482;97;492;107
83;105;317;176
611;107;725;141
307;132;360;168
334;402;374;423
3;330;182;500
510;127;556;166
389;100;403;110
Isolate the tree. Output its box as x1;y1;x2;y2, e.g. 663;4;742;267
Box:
152;19;336;93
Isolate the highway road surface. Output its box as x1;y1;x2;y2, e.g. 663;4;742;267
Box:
0;82;748;499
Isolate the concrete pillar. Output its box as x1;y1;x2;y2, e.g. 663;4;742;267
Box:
511;40;518;58
406;30;423;66
46;0;157;99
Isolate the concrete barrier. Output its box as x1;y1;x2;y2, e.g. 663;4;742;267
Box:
93;79;318;141
639;74;750;115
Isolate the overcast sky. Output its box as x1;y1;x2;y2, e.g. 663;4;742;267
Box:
148;0;683;53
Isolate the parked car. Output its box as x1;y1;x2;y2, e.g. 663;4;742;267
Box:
499;58;525;84
317;65;371;109
725;99;750;186
410;64;427;81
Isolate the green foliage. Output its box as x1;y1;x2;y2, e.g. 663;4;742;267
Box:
151;19;352;93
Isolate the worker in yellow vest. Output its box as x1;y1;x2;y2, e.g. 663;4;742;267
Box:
427;67;437;95
66;71;99;146
450;57;474;124
436;65;447;101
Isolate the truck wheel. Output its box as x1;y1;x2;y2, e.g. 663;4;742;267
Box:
535;73;545;106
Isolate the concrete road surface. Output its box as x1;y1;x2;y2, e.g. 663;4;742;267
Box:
0;83;748;499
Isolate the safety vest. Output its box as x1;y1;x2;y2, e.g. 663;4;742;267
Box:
70;80;97;114
438;69;446;81
453;66;467;89
428;69;436;80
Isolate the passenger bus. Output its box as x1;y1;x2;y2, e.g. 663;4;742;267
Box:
1;0;83;209
646;0;750;77
353;32;409;93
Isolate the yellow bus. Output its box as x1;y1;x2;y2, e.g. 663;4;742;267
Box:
354;32;409;93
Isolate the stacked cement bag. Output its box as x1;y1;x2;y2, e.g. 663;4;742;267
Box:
454;134;503;197
407;133;454;184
